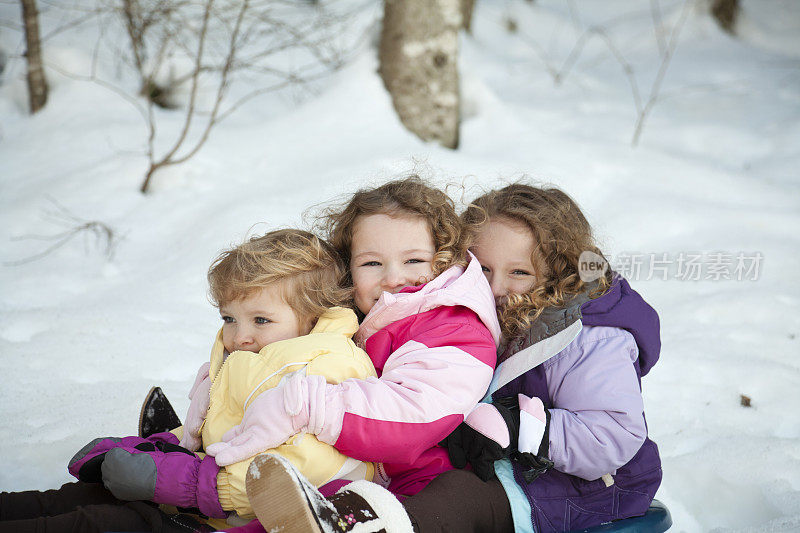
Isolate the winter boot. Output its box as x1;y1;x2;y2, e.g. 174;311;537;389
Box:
245;453;414;533
139;386;182;438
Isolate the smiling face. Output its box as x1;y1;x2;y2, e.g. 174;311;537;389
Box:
350;213;436;315
219;282;311;353
471;217;541;306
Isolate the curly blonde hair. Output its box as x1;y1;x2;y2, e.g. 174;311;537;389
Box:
461;183;610;338
208;229;350;327
321;176;465;284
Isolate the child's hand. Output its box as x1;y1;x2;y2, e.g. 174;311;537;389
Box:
180;362;212;451
441;395;550;482
68;432;179;482
206;373;326;466
204;383;301;466
100;441;225;519
441;402;516;481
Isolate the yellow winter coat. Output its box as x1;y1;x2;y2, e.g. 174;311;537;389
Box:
201;307;376;520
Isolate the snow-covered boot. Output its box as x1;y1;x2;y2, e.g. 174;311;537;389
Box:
139;385;182;438
245;454;414;533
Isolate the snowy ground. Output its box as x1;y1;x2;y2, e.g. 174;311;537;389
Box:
1;1;799;531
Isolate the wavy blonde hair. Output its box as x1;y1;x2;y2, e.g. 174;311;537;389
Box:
208;229;350;327
321;176;465;285
461;183;610;338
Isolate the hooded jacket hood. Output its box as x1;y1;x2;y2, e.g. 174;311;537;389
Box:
488;275;660;397
581;276;661;377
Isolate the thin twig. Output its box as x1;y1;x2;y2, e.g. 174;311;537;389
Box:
40;7;105;42
167;0;249;167
5;197;117;267
518;0;692;146
152;0;215;165
98;0;370;192
43;61;150;126
592;28;643;115
632;0;691;146
567;0;582;30
0;19;22;31
650;0;667;55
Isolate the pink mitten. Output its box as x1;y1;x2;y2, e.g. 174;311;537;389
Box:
179;362;212;451
206;373;328;466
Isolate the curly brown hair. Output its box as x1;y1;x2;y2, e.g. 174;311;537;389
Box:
321;176;465;284
461;183;610;337
208;229;350;328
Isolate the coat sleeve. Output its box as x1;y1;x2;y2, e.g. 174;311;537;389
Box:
318;312;497;465
542;327;647;481
214;338;378;517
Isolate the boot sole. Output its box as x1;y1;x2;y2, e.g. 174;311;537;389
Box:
138;386;158;437
246;453;327;533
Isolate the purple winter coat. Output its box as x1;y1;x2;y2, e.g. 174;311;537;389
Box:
489;276;662;532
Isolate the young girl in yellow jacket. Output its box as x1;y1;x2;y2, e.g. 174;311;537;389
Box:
1;229;376;532
178;228;377;526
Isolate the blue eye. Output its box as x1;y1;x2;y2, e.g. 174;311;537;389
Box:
360;261;381;267
221;316;234;324
481;266;490;273
512;270;532;276
255;317;272;325
406;258;426;264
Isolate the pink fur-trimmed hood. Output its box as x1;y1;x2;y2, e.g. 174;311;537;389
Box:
354;252;501;347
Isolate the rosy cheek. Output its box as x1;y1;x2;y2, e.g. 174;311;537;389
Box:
222;336;234;353
523;280;537;293
354;287;367;302
352;274;374;296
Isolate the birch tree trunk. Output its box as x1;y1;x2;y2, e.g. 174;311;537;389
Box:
379;0;461;149
20;0;48;113
462;0;475;33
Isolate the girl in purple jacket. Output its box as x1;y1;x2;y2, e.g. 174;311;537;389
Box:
242;182;662;533
434;183;663;532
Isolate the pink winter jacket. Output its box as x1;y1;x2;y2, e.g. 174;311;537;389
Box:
330;255;501;497
205;255;500;498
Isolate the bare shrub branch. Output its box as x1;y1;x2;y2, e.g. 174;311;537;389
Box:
516;0;693;147
107;0;367;193
140;0;248;192
5;197;118;266
650;0;667;55
7;0;376;191
631;0;691;145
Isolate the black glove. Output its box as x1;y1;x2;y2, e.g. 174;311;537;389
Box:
440;397;554;483
440;402;520;481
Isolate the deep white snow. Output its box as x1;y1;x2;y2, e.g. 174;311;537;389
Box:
1;1;799;531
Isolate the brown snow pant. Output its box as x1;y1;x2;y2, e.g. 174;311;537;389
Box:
403;469;514;533
0;481;212;533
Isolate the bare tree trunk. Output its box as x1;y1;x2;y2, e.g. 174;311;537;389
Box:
379;0;461;149
20;0;48;113
462;0;475;33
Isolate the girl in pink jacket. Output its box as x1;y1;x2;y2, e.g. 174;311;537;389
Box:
207;176;501;533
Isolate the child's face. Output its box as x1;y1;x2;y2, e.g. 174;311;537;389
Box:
350;213;436;315
471;218;539;306
219;283;311;353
